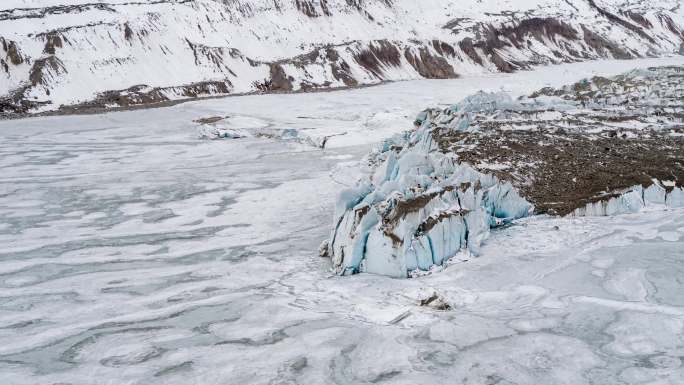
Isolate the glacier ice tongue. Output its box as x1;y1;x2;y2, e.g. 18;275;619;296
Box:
327;68;684;277
328;92;536;277
328;157;534;277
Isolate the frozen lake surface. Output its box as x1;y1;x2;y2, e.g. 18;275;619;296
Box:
1;58;684;384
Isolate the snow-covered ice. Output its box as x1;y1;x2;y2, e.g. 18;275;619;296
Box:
1;58;684;384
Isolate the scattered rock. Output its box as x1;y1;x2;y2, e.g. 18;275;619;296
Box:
419;292;451;311
267;63;294;92
318;240;330;258
194;116;227;125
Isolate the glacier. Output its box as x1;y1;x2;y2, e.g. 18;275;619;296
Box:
327;66;684;277
327;92;536;278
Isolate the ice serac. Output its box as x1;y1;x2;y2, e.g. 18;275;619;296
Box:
574;184;684;216
2;0;684;114
327;66;684;277
328;93;535;278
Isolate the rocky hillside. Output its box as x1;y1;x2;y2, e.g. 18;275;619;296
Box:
1;0;683;114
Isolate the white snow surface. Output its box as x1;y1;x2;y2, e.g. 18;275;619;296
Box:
1;59;684;384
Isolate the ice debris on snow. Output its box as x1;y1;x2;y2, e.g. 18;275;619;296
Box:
195;116;333;148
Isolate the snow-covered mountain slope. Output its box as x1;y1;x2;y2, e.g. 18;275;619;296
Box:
0;0;683;114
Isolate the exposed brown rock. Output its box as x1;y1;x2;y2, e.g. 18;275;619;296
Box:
419;292;451;310
55;79;233;113
177;79;232;98
404;47;457;79
327;47;358;87
659;14;684;39
268;63;294;92
94;85;166;107
29;56;66;86
295;0;331;17
0;84;44;116
465;18;578;71
4;40;23;65
431;40;456;57
0;2;118;22
489;51;515;73
193;116;226;124
458;38;483;65
124;22;134;41
623;11;653;29
353;40;402;78
42;32;63;55
386;186;456;225
345;0;394;11
438;130;684;216
582;26;633;59
499;18;578;48
449;14;670;73
474;17;577;54
185;39;238;75
585;0;655;43
415;209;467;236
